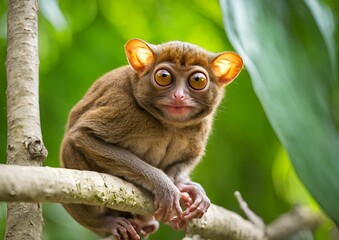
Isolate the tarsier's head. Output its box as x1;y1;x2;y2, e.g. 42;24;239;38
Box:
125;38;243;126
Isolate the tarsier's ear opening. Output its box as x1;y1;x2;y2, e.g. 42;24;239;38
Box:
125;39;156;75
211;52;243;86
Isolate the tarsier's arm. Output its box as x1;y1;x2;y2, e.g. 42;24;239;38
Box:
68;116;182;223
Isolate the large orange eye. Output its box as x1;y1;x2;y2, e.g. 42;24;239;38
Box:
189;72;208;90
154;69;173;86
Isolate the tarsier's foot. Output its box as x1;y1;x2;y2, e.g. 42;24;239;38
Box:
106;216;139;240
107;215;159;240
131;215;159;237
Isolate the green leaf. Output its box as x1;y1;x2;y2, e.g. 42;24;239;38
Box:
220;0;339;223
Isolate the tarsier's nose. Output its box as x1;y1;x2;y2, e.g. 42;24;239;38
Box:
172;88;185;101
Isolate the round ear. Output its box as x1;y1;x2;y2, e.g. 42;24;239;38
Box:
124;39;156;75
211;52;243;86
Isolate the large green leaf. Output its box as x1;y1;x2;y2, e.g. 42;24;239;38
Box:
220;0;339;223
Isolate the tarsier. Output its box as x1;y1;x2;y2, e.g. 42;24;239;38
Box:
60;39;243;240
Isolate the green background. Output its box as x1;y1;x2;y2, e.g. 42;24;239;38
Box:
0;0;337;239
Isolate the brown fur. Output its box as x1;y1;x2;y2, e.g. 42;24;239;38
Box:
60;39;242;238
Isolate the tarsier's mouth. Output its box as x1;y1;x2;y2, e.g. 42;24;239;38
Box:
164;105;193;115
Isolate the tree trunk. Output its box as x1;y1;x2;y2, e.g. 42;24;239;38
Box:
5;0;47;239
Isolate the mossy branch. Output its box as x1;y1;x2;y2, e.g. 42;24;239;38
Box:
0;164;322;240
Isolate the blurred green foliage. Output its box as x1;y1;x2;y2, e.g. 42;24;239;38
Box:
221;0;339;226
0;0;336;239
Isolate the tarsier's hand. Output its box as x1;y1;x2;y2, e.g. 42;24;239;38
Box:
153;180;182;223
174;182;211;229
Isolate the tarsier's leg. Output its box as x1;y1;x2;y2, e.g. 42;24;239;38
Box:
102;209;159;240
63;204;158;240
129;214;159;238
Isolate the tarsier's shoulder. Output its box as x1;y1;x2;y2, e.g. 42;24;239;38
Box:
90;66;134;93
66;66;137;129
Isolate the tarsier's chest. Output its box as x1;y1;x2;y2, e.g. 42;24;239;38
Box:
119;130;205;171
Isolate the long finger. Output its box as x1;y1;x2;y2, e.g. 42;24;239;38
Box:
181;192;193;207
163;202;173;222
185;195;203;213
112;229;121;240
175;200;183;220
117;226;129;240
119;220;140;240
154;205;164;220
184;208;204;220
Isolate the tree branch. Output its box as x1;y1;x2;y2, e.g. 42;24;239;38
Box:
0;164;322;240
234;191;265;230
265;205;323;240
0;164;153;215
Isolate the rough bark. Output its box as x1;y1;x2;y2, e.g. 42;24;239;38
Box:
0;165;153;215
0;165;322;240
6;0;47;239
185;204;265;240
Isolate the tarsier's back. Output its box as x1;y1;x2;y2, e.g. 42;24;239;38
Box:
60;39;243;239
